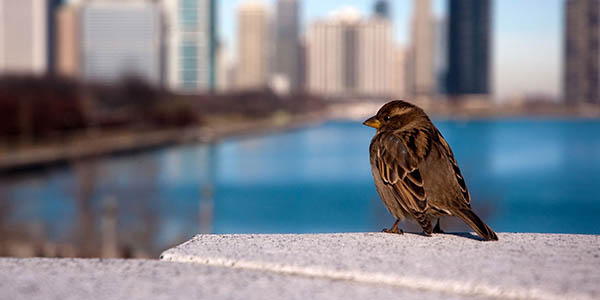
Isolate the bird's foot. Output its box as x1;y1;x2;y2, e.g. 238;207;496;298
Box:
382;228;404;234
433;219;445;233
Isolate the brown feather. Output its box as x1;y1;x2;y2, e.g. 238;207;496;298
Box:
371;131;428;214
434;130;471;205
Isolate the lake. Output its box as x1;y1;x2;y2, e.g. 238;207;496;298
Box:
2;119;599;255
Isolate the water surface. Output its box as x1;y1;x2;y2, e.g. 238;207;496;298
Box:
2;119;599;253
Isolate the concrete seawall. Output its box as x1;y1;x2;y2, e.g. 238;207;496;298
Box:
1;233;598;300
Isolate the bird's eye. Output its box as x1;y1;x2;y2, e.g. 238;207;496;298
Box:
384;116;391;121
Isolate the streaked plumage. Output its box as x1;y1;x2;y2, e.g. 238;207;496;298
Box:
364;100;498;241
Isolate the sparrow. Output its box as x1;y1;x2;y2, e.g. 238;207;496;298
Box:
364;100;498;241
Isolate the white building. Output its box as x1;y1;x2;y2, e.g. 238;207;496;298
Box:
306;18;345;96
0;0;48;75
306;8;396;98
236;1;269;90
55;2;81;78
81;1;161;85
163;0;215;93
357;17;395;97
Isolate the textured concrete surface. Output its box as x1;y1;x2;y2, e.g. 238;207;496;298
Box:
1;233;598;300
161;233;600;300
0;257;478;300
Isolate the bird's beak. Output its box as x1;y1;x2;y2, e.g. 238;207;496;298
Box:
363;116;381;129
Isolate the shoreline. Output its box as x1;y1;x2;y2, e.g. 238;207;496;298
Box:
326;99;600;121
0;110;327;173
1;99;599;173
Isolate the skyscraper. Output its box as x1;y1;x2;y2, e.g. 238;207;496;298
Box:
306;11;356;96
564;0;599;103
357;17;395;97
409;0;434;97
392;46;408;98
306;8;395;97
47;0;63;74
163;0;217;93
209;0;217;90
0;0;48;75
55;2;80;78
274;0;300;93
81;1;161;85
236;1;268;90
434;17;448;94
374;0;390;19
446;0;492;95
46;0;63;73
215;42;233;92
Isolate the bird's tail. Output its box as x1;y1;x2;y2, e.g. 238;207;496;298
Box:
455;208;498;241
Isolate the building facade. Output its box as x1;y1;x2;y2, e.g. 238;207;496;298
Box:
306;10;396;98
434;17;448;94
163;0;217;93
306;16;353;96
0;0;48;75
445;0;492;95
81;1;161;85
274;0;300;93
236;1;269;90
357;18;395;97
409;0;434;97
564;0;599;103
55;3;80;78
392;46;408;98
47;0;63;74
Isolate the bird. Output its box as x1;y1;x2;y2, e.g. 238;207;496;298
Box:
363;100;498;241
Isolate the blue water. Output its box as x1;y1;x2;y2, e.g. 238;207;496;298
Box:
2;119;600;252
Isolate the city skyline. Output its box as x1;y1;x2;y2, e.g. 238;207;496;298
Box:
220;0;564;101
0;0;579;102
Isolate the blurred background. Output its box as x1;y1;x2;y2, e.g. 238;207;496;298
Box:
0;0;598;258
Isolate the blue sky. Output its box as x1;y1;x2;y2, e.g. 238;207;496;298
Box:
219;0;563;100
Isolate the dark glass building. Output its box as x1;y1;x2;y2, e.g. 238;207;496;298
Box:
374;0;390;19
445;0;492;95
564;0;599;103
47;0;63;74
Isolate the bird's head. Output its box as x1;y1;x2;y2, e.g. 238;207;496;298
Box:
363;100;426;130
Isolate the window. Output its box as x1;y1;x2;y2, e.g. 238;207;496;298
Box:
180;42;197;88
180;0;197;28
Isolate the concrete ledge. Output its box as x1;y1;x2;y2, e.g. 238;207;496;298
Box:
161;233;599;300
1;233;598;300
2;257;464;300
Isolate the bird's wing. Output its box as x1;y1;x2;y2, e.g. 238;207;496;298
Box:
370;130;431;216
433;129;471;205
